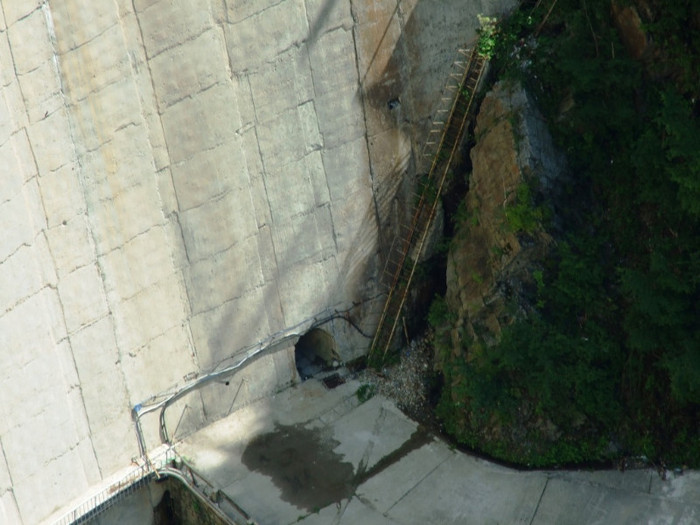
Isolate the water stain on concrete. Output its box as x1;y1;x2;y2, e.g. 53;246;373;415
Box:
355;426;433;484
241;424;355;511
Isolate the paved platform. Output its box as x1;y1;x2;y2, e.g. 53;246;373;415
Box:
176;375;700;524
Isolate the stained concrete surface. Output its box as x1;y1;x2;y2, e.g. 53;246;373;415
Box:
1;2;522;520
241;423;356;511
176;376;700;524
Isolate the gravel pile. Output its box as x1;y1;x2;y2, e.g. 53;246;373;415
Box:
358;336;435;421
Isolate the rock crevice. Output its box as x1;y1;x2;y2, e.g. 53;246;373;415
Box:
445;80;566;353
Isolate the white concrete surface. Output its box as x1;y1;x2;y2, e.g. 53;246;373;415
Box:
0;1;516;522
178;376;700;525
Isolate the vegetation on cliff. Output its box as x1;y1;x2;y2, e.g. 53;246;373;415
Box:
431;0;700;467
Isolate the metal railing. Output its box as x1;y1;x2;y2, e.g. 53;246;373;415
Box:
160;462;257;525
51;447;175;525
51;448;258;525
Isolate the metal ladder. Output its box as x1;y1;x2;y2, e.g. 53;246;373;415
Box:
368;46;487;366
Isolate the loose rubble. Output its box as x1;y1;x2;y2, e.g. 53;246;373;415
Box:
357;336;435;422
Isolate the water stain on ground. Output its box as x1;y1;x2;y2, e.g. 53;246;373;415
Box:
241;421;434;513
241;424;354;511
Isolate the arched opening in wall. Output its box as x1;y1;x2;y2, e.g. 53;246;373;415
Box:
294;328;339;381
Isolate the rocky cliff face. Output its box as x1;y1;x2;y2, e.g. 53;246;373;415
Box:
444;81;566;356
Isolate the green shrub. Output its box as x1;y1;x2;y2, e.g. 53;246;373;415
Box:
356;384;376;404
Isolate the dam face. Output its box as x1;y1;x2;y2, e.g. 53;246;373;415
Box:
0;0;512;522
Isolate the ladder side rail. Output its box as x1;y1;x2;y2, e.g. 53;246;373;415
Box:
378;56;486;361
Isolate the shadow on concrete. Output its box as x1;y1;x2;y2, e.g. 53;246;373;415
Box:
153;0;514;456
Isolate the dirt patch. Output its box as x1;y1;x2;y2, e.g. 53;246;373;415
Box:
241;424;354;511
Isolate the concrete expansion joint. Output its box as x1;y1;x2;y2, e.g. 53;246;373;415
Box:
65;312;108;338
113;120;139;134
170;211;192;265
0;236;31;265
0;437;17;486
57;21;119;57
382;451;453;517
15;60;45;79
0;282;51;318
167;133;229;167
72;134;116;159
2;3;42;27
102;223;163;259
528;476;549;525
236;120;256;136
227;0;286;25
140;23;213;63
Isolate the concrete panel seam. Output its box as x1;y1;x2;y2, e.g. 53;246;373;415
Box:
42;1;139;442
137;8;213;61
55;21;118;57
0;238;30;269
214;22;233;82
223;0;287;25
154;77;221;117
304;51;328;147
40;253;104;479
170;211;192;264
0;436;17;494
299;30;342;254
304;0;354;44
528;476;550;525
348;0;383;243
1;21;31;127
381;452;453;516
0;262;58;319
219;16;235;81
246;115;280;269
188;280;269;320
19;127;41;181
1;3;41;27
129;0;198;365
130;0;177;180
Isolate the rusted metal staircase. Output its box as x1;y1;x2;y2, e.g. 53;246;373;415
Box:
369;46;487;366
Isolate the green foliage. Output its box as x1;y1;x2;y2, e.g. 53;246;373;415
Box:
642;1;700;98
427;295;453;329
640;89;700;218
433;0;700;468
504;182;546;234
476;15;499;58
356;384;376;404
436;318;620;466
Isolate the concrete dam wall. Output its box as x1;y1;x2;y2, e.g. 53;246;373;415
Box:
0;0;513;522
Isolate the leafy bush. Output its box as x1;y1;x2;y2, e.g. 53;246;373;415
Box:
504;182;544;234
356;384;376;404
434;0;700;468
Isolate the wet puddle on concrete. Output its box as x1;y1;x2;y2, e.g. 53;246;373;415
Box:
241;424;354;511
241;422;433;512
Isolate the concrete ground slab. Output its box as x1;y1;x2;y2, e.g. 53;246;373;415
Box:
532;477;699;525
300;497;401;525
356;441;453;514
385;452;547;525
329;396;418;472
176;376;700;525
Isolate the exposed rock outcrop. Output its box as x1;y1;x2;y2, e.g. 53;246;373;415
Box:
444;81;566;355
